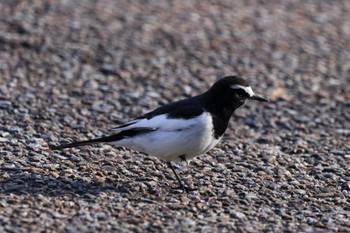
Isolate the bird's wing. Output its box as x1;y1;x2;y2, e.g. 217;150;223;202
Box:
50;106;205;150
109;119;143;133
49;127;157;150
109;105;204;133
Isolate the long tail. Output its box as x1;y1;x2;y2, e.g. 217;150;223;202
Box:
49;127;156;150
49;134;123;150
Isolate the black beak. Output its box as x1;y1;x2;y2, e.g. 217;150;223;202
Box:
249;95;269;102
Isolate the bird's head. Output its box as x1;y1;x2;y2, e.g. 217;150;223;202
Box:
206;76;268;108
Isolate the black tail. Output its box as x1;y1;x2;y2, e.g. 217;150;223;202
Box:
49;127;156;150
49;137;109;150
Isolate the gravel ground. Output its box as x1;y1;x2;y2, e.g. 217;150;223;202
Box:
0;0;349;232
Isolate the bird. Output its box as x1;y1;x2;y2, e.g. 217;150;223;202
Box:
49;76;268;192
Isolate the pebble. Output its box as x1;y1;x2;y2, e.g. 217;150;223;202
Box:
52;153;68;160
68;154;82;162
0;1;349;233
1;162;16;169
330;149;345;156
29;152;45;161
0;100;11;110
7;127;20;133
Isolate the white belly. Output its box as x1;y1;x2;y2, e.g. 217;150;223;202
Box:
110;112;221;162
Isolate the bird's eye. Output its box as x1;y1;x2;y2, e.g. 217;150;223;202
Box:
236;89;248;98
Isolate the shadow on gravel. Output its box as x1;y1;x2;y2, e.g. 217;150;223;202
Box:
0;169;133;199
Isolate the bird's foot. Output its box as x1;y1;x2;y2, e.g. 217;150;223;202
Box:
179;155;189;166
173;183;198;193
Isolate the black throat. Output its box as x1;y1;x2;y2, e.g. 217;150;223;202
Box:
200;90;245;139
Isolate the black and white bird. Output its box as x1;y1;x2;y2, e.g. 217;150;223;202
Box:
49;76;268;192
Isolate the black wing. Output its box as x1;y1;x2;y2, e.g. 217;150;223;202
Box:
137;95;204;120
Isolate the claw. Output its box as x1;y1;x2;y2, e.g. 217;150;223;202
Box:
167;161;199;193
179;155;188;166
173;183;198;193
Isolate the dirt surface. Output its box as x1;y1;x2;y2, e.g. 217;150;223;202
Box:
0;0;349;232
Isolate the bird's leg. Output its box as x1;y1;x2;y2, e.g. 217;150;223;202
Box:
167;161;186;192
178;155;199;191
166;161;197;193
179;155;188;166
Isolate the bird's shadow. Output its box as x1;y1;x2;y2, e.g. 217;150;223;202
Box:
0;168;141;200
0;161;192;200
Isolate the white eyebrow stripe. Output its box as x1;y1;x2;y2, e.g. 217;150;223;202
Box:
230;84;255;97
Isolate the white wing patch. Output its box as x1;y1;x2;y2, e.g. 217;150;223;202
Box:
230;84;255;97
108;112;221;162
109;119;145;133
110;114;194;133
